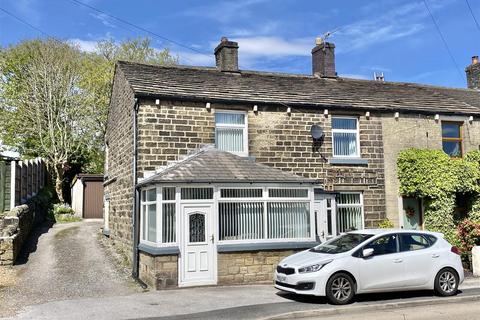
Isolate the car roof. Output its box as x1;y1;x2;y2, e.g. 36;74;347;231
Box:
347;229;444;237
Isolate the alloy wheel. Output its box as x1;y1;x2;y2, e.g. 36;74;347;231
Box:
331;276;352;301
439;270;457;293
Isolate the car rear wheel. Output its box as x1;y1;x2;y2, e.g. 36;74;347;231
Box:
326;272;355;305
434;268;459;296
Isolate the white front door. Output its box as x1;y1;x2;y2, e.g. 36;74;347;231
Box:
180;204;216;287
314;193;336;242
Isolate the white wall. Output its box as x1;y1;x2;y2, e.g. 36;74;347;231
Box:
71;180;83;217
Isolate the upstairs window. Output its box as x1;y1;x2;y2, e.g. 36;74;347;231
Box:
441;122;462;157
332;117;359;157
215;111;248;156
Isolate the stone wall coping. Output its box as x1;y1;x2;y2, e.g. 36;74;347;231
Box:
328;158;369;165
138;243;180;255
217;241;319;252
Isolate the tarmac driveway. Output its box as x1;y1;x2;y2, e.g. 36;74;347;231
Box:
0;220;139;318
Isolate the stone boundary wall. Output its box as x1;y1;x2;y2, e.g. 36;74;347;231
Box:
0;195;49;265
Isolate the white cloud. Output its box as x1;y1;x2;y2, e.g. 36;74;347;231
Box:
230;21;280;37
340;73;370;80
89;12;116;28
177;51;215;66
69;38;98;53
333;0;451;53
232;36;312;57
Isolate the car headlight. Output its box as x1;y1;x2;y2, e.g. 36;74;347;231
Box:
298;260;333;274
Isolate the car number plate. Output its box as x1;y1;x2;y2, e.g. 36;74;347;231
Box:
277;274;286;282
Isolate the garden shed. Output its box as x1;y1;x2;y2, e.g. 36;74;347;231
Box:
71;174;104;219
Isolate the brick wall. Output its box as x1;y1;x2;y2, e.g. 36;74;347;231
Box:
218;250;296;285
104;67;135;260
137;100;386;227
381;114;480;226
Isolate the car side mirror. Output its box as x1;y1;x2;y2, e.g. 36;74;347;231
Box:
362;248;374;258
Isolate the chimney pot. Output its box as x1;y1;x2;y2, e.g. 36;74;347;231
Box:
214;37;239;72
466;54;480;89
311;40;336;78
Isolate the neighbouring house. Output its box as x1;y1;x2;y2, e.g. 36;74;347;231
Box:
104;37;480;289
71;174;104;219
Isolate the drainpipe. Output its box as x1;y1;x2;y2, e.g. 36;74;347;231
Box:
131;98;146;288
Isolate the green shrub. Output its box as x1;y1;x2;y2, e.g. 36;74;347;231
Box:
457;219;480;252
53;203;75;215
397;148;480;245
54;214;82;223
378;219;394;228
51;203;81;223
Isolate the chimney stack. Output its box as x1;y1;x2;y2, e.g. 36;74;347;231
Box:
214;37;239;72
466;55;480;89
312;37;336;78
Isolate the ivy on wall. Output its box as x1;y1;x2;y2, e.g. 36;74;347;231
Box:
397;149;480;245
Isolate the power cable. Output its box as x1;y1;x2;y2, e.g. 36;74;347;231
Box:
68;0;211;58
423;0;465;81
465;0;480;32
0;7;53;38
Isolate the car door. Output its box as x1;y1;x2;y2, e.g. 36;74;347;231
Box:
398;233;436;287
357;234;406;292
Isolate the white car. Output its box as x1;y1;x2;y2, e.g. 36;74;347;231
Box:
275;229;464;304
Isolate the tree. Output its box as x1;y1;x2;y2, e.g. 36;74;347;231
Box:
77;37;178;172
0;39;89;202
0;37;178;202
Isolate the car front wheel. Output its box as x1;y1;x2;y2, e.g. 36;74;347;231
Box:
326;272;355;305
434;268;459;296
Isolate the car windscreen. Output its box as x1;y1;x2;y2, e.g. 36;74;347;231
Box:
310;233;373;254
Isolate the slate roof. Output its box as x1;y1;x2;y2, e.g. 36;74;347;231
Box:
137;146;317;185
117;61;480;115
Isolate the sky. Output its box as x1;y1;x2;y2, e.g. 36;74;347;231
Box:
0;0;479;89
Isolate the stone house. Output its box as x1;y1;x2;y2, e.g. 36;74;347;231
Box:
104;37;480;289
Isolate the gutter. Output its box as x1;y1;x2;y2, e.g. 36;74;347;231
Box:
134;93;480;117
131;98;147;289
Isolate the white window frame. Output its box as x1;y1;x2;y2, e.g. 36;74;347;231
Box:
331;116;360;158
140;187;159;246
217;186;314;244
161;187;177;244
140;186;179;247
214;109;248;157
336;192;364;233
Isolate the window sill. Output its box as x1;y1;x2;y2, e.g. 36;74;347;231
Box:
217;241;318;253
138;243;180;256
328;158;368;165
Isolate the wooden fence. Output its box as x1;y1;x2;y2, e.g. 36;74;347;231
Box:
0;158;47;213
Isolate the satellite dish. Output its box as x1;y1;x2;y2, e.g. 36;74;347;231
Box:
311;124;324;140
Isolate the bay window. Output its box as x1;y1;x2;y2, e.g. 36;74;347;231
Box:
332;117;359;157
140;186;314;247
336;193;363;233
219;188;311;242
141;188;158;243
215;111;248;156
140;187;177;245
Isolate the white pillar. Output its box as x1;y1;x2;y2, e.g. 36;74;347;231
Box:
473;246;480;277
